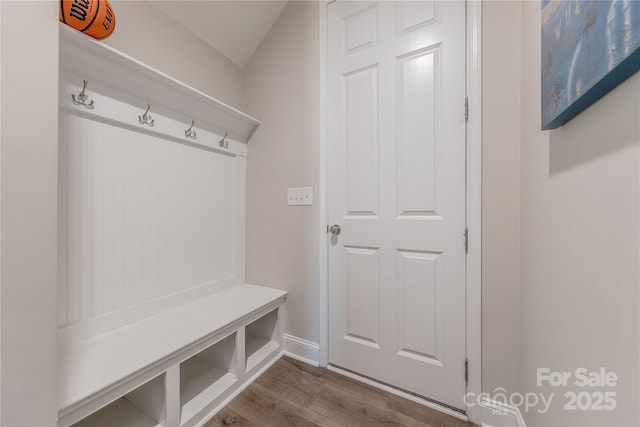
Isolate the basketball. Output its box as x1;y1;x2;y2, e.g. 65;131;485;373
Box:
60;0;115;40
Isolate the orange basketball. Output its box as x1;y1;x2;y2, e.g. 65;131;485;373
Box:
59;0;116;40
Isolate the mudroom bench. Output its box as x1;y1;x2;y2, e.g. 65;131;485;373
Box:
58;284;287;427
56;23;285;427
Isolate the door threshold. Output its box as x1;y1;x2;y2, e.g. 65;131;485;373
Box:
327;364;468;422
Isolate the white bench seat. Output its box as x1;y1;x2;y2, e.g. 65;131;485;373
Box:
58;284;287;426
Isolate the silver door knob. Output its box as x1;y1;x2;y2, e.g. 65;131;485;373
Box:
329;224;341;235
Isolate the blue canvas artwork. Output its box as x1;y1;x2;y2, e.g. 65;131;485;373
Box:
541;0;640;130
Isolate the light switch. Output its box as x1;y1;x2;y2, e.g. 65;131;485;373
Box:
287;187;313;206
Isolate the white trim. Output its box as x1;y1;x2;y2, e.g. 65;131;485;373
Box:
318;0;330;368
328;365;469;422
319;1;483;423
479;397;527;427
192;352;284;427
283;334;321;367
465;0;483;425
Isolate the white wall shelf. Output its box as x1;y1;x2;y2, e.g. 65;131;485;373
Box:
59;24;260;145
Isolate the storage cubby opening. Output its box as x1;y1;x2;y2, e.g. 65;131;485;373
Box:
71;374;165;427
180;332;238;424
245;308;280;373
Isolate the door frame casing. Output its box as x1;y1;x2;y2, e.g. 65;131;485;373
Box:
317;0;482;423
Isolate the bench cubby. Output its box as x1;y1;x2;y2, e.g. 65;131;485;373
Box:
245;309;281;374
180;333;238;425
71;374;165;427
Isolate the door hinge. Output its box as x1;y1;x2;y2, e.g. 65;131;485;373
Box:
464;96;469;121
464;228;469;254
465;358;469;385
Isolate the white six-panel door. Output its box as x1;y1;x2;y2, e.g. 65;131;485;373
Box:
327;0;467;410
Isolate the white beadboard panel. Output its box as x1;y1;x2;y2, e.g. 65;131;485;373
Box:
59;115;71;326
234;156;246;284
62;113;236;326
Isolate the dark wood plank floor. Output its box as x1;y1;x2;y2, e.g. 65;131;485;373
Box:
204;357;475;427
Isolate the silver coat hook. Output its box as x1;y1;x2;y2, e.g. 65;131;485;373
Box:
71;80;95;109
185;120;197;139
138;104;155;126
219;132;229;149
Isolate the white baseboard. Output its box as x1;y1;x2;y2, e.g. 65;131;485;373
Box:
282;334;320;367
480;397;527;427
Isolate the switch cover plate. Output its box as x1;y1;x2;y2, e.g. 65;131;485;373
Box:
288;187;313;206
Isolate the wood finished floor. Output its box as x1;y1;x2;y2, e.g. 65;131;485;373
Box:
204;357;475;427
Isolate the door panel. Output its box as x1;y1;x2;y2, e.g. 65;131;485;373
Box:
344;66;379;216
397;46;439;216
328;0;466;410
344;4;378;54
345;246;381;347
397;249;439;363
398;1;436;32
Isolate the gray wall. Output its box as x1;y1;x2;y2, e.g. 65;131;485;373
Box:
481;0;522;399
519;2;639;425
1;2;59;425
244;1;320;344
106;1;246;110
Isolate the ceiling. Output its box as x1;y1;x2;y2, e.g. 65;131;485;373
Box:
150;1;288;68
